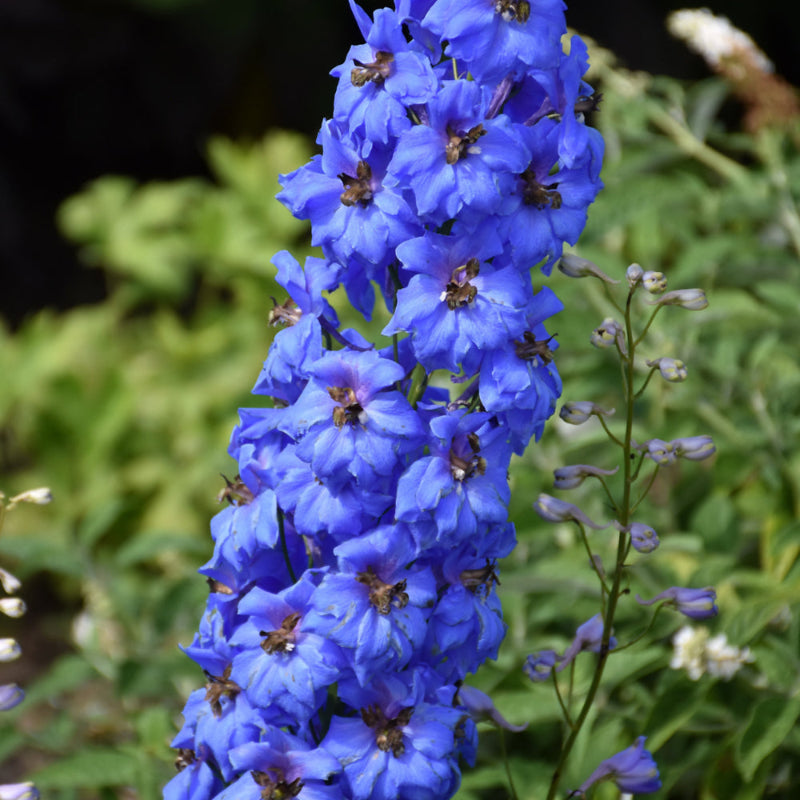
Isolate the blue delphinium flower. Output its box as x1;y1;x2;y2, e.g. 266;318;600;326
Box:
170;0;605;797
636;586;718;619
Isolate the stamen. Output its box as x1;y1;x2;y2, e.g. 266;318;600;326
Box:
460;560;501;593
449;433;486;481
356;566;409;615
269;297;302;327
514;331;557;363
351;51;394;87
251;768;304;800
445;124;487;165
361;704;414;757
204;664;241;717
328;386;365;428
339;161;374;207
494;0;531;23
260;611;302;654
520;169;562;208
443;258;480;310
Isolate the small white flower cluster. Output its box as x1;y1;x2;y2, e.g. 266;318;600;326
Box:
667;8;772;73
671;625;753;681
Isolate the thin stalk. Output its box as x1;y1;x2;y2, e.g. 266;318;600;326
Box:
277;508;298;585
551;671;574;729
546;290;637;800
499;728;520;800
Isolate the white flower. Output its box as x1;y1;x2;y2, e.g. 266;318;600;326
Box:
670;625;753;681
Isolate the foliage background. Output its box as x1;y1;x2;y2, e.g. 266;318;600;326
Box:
2;2;800;798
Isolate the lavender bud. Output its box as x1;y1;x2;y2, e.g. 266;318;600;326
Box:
614;521;660;554
626;263;644;288
553;464;619;490
523;650;560;683
0;569;20;595
646;357;688;382
558;254;620;284
0;784;40;800
640;438;677;466
559;614;616;669
637;586;718;619
651;288;708;310
590;318;624;350
456;685;528;731
559;401;615;425
671;435;716;461
642;271;667;293
534;494;608;529
0;639;20;663
0;599;25;618
0;684;24;711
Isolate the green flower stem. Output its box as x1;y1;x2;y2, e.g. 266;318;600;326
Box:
634;367;658;399
576;520;610;603
634;306;661;347
546;291;637;800
407;363;429;409
500;727;521;800
552;670;575;729
613;605;665;652
632;465;660;513
597;415;624;449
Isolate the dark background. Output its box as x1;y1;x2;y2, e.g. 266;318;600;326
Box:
1;0;794;325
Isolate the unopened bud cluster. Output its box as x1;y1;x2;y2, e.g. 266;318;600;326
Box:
528;260;719;795
0;489;49;800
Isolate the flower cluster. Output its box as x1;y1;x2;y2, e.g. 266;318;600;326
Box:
671;625;754;681
525;258;720;796
167;2;603;799
0;487;51;800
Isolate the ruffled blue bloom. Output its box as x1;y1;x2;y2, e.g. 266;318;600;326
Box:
395;410;512;548
305;526;436;683
323;671;466;800
217;729;341;800
229;571;344;720
163;744;223;800
386;80;530;223
280;348;425;487
422;0;567;83
383;227;532;373
332;3;438;144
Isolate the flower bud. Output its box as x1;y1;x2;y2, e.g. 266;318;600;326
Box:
553;464;618;490
614;521;660;554
9;487;53;506
559;401;615;426
558;254;620;284
523;650;560;683
0;684;24;711
640;438;677;465
575;737;661;796
637;586;718;619
646;357;687;382
534;494;608;529
671;435;716;461
590;318;624;350
0;569;20;595
626;263;644;288
642;271;667;293
0;639;20;663
456;685;528;731
0;783;39;800
0;599;25;618
651;288;708;310
559;613;616;669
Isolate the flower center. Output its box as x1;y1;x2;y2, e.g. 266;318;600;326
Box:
494;0;530;23
361;704;414;757
339;160;374;207
260;611;302;654
356;566;409;615
514;331;556;363
443;258;480;310
269;297;302;327
351;51;394;86
521;168;562;208
328;386;365;428
217;474;255;505
204;664;241;717
251;769;303;800
445;123;487;165
449;432;486;481
460;560;500;593
174;749;196;771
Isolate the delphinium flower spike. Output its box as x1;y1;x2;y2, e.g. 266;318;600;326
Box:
167;2;605;798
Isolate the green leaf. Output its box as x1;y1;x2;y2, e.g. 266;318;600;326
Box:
735;696;800;782
30;747;140;789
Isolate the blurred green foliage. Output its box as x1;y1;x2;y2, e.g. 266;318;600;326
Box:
2;34;800;800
